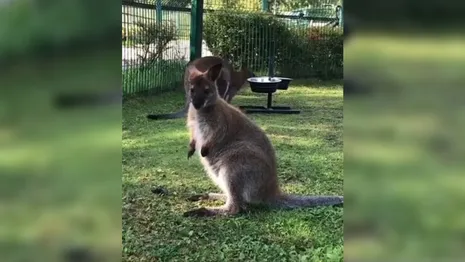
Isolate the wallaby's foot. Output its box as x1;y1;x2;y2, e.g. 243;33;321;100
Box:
183;204;241;217
186;193;226;202
183;207;215;217
200;146;209;157
186;193;209;202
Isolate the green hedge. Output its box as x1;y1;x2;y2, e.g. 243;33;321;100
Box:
203;11;343;80
280;26;343;79
204;11;292;71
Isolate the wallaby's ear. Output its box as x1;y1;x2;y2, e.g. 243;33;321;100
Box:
188;68;203;82
206;63;223;82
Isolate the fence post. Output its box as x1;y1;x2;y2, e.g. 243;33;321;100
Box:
262;0;268;12
262;0;274;77
339;4;344;28
156;0;163;60
190;0;204;61
156;0;162;23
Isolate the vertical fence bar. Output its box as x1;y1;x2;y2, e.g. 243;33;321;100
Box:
156;0;162;24
156;0;163;91
190;0;204;61
262;0;268;12
339;4;344;27
262;0;274;77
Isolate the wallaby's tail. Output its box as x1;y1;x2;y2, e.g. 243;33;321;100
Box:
271;194;343;209
146;106;187;120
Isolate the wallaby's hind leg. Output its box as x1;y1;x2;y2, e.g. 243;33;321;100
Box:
183;196;242;217
184;179;244;217
186;193;226;202
225;88;237;103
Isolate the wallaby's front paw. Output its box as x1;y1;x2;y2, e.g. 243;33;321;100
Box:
200;146;209;157
183;207;213;217
186;194;209;202
187;148;195;159
187;140;196;159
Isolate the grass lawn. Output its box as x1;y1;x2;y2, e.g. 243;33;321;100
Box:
122;80;344;262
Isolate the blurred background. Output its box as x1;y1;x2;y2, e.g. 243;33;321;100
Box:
344;0;465;261
0;1;121;261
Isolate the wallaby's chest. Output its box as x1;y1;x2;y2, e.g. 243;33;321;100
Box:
192;116;211;150
193;120;205;149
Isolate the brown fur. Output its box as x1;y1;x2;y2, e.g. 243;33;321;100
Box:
147;56;254;120
184;63;343;217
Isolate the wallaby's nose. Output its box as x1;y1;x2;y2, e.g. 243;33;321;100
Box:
192;101;203;109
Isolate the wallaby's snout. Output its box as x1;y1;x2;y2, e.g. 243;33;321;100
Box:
192;96;205;109
190;87;210;109
192;100;203;110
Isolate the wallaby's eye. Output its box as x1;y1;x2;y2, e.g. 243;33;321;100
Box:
190;87;195;93
204;88;210;94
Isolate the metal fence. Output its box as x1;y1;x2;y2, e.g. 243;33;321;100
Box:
122;0;343;95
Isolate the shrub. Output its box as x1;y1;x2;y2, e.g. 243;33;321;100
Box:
128;21;177;67
278;26;343;79
203;10;343;79
203;11;292;71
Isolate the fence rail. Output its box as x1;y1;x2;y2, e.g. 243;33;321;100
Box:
122;0;343;95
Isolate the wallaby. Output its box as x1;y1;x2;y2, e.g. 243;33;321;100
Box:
183;62;343;217
146;56;255;120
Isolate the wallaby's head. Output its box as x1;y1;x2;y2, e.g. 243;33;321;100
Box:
239;63;256;78
188;63;223;110
232;64;255;90
244;68;256;79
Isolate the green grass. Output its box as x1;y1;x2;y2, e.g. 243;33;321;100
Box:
122;80;343;262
